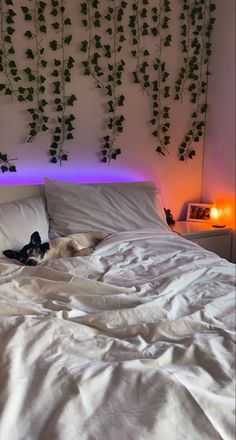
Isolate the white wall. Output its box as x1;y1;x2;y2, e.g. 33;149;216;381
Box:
202;0;235;261
0;1;204;220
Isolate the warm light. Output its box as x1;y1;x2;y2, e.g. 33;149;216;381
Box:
210;199;231;228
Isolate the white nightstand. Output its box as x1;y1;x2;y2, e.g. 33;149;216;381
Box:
171;221;232;261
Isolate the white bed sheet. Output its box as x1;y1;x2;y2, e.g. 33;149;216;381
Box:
0;229;235;440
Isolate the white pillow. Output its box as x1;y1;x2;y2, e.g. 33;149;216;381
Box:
44;178;168;237
0;196;49;255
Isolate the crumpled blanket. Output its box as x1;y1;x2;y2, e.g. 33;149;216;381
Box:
0;229;235;440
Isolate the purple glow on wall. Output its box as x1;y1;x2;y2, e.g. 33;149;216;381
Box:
0;164;147;186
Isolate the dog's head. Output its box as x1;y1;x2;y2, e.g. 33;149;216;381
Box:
3;231;50;266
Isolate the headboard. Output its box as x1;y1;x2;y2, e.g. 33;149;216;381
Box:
0;184;42;204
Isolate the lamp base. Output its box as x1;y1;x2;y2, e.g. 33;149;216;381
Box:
212;224;226;228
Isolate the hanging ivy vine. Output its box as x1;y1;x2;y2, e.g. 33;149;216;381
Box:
80;0;127;164
150;0;172;156
0;0;21;100
129;0;152;92
0;0;217;172
175;0;216;160
49;0;76;165
0;0;18;172
21;0;49;142
129;0;172;156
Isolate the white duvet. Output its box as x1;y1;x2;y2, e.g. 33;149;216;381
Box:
0;229;235;440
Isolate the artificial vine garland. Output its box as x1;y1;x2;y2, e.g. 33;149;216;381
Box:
80;0;127;164
150;0;172;156
129;0;151;91
0;0;21;99
175;0;216;160
0;0;18;172
49;0;76;164
0;0;217;172
21;0;49;142
129;0;172;156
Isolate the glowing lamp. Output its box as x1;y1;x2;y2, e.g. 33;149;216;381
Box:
210;199;231;228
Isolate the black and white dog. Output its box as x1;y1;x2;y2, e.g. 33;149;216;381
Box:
3;231;109;266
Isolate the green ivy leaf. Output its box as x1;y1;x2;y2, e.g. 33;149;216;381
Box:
1;165;8;173
80;3;88;15
64;17;71;25
49;40;58;51
40;25;47;33
52;22;60;30
64;35;72;45
26;49;34;59
51;8;58;17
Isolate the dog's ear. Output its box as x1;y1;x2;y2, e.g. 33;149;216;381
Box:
30;231;41;245
3;250;20;260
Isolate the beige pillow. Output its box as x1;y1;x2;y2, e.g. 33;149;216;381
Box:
44;178;168;238
0;196;49;255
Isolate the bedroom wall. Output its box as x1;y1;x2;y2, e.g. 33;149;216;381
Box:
0;1;204;220
201;0;236;262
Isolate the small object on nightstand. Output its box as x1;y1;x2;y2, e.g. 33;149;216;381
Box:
164;208;175;225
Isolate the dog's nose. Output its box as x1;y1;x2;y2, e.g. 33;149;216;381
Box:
27;259;37;266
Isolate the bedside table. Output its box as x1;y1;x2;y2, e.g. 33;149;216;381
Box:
171;221;232;261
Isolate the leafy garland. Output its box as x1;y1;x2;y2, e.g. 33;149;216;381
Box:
0;0;217;172
49;0;76;165
129;0;172;156
80;0;104;88
81;0;127;164
150;0;172;156
21;0;49;142
129;0;151;91
0;0;21;99
175;0;216;160
0;0;18;172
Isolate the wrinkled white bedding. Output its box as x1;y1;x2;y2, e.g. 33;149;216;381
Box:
0;229;235;440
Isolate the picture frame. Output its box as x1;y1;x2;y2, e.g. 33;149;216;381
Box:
186;203;213;223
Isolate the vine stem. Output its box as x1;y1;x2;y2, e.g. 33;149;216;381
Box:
134;0;141;82
184;0;208;159
179;0;191;102
133;0;147;93
27;0;44;142
156;0;163;147
108;0;118;164
58;0;66;165
34;0;41;113
87;0;104;88
156;0;169;155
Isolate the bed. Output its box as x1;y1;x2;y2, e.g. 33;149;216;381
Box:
0;179;235;440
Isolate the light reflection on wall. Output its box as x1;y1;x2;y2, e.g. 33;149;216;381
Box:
0;165;147;186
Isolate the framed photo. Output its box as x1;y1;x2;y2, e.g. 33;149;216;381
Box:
186;203;213;222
